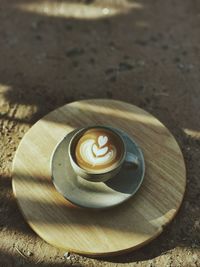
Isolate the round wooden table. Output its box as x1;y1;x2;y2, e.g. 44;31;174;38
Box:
12;99;186;256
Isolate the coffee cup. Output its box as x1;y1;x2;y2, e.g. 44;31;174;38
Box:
68;126;139;182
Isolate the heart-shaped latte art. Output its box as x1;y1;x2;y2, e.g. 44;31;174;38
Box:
92;144;108;157
98;135;108;148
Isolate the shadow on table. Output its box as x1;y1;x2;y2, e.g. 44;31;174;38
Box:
0;0;200;265
2;104;200;264
3;128;200;264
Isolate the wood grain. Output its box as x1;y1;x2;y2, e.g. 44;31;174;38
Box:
12;99;186;256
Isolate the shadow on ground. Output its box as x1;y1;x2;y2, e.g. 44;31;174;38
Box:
0;0;200;265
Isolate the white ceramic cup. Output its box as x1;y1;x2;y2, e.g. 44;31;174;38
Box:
68;126;139;182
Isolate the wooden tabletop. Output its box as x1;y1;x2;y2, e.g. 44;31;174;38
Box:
12;99;186;256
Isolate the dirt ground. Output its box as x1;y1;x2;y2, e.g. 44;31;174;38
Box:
0;0;200;266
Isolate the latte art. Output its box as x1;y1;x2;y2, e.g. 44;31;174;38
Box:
79;137;116;166
74;128;124;173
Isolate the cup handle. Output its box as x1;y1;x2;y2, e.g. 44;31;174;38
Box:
124;152;139;169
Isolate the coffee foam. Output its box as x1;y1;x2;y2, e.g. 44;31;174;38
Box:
79;139;116;166
74;128;123;172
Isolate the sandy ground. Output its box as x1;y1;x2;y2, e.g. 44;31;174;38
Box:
0;0;200;266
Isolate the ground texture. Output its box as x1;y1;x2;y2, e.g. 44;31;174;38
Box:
0;0;200;266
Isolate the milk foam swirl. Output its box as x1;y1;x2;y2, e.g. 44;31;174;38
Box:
78;136;117;166
75;129;123;172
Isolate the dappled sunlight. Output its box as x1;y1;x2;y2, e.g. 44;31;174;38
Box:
13;178;56;204
183;128;200;139
0;83;38;125
0;0;199;263
11;98;187;256
0;84;11;105
69;101;167;127
150;208;176;228
12;170;160;253
16;0;143;20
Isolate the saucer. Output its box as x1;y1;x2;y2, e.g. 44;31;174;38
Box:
51;127;145;209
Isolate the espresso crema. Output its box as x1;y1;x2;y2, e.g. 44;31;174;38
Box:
74;128;124;173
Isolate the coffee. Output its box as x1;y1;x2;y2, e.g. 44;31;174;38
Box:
74;128;124;173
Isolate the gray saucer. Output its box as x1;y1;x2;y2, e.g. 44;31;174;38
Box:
51;128;145;209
